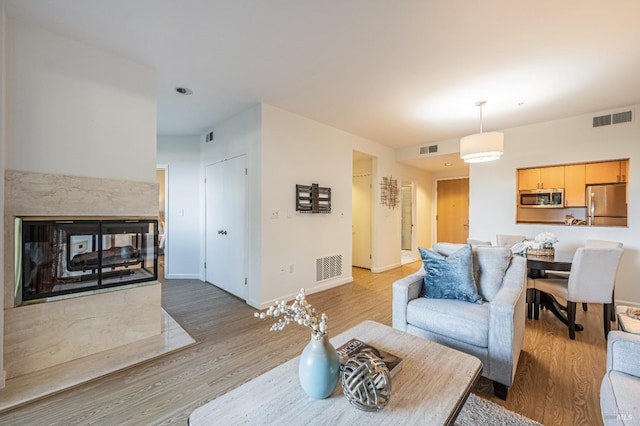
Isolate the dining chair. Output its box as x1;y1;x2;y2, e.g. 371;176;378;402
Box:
496;234;526;247
549;240;624;313
534;247;623;339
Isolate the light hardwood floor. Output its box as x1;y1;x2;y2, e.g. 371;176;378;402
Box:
0;262;608;425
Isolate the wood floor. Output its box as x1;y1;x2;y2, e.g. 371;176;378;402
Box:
0;262;608;425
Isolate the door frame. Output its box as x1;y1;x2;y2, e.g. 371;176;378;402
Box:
434;175;470;244
401;180;416;262
352;151;375;270
157;164;169;279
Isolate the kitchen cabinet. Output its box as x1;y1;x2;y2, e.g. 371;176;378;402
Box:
517;166;564;190
585;160;628;184
564;164;586;207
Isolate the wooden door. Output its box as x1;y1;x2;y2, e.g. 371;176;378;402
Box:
437;178;469;244
205;156;248;299
352;174;372;269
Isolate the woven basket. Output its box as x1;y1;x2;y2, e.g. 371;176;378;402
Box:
526;247;555;257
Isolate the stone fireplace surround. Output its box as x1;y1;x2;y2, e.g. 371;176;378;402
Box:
1;170;194;409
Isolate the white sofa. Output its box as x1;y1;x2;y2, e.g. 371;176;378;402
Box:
601;331;640;425
392;243;527;399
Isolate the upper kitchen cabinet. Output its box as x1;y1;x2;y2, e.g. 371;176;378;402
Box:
517;166;564;190
585;159;629;184
564;164;586;207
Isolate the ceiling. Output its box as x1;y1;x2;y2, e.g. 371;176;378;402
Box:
4;0;640;172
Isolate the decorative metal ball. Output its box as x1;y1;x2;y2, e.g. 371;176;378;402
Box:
341;352;391;411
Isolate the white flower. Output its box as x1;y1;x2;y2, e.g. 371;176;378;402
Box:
534;232;558;244
254;288;328;338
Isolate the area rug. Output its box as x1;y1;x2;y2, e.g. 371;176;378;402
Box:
456;394;542;426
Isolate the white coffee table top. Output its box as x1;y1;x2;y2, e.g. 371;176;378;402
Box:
188;320;482;425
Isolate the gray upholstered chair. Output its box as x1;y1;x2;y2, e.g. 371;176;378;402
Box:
467;238;492;246
600;331;640;425
496;234;527;247
392;243;527;400
534;247;623;339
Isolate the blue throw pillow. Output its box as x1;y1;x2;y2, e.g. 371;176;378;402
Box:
419;245;482;304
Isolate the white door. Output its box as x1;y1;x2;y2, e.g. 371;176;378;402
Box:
205;155;248;299
352;173;372;269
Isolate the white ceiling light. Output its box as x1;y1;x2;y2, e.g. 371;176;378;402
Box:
460;101;504;163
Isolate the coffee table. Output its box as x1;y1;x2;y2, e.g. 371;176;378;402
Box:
188;320;482;425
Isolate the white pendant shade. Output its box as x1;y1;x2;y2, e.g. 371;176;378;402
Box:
460;131;504;163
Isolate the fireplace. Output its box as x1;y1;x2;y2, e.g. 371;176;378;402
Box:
17;218;158;305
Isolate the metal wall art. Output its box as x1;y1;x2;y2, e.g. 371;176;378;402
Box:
380;175;399;209
296;183;331;213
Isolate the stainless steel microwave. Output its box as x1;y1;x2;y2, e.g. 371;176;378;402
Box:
519;188;564;208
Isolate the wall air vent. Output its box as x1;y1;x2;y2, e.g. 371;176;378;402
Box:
593;110;633;128
205;131;214;142
419;145;438;155
593;114;612;127
612;110;632;124
316;254;342;282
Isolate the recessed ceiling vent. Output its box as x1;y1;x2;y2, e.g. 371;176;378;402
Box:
205;131;214;142
593;110;633;128
419;144;438;155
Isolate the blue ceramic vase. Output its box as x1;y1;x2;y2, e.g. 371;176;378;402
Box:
298;333;340;399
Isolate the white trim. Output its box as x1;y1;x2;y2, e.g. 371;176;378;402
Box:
166;273;201;280
156;164;169;280
372;263;401;273
250;276;353;309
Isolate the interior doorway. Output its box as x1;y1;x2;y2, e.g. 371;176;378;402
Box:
156;166;168;279
436;178;469;244
401;181;415;264
352;151;373;269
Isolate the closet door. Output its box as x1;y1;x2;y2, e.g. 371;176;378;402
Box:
205;155;248;299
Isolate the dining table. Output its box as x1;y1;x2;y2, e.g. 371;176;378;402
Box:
523;250;584;332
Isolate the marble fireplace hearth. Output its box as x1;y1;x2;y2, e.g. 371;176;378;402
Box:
1;170;195;410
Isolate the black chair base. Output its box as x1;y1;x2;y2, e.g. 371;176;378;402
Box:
493;381;508;400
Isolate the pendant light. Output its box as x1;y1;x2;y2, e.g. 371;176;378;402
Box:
460;101;504;163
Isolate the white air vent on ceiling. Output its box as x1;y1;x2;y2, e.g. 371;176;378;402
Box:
316;254;342;282
419;144;438;155
593;110;633;128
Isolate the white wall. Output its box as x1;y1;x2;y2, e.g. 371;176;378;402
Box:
5;18;156;181
0;4;7;389
259;104;434;305
197;103;433;308
469;105;640;305
157;135;201;279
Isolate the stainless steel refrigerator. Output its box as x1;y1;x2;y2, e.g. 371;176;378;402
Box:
586;183;627;226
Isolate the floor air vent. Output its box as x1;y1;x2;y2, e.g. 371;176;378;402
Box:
316;254;342;282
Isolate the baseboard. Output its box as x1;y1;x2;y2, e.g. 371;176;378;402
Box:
254;277;353;310
371;263;402;273
616;299;640;309
165;273;201;280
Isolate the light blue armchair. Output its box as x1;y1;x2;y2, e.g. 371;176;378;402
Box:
392;243;527;399
600;331;640;425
